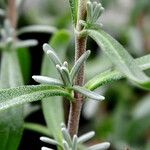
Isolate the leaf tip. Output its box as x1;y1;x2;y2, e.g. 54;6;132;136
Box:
43;43;51;53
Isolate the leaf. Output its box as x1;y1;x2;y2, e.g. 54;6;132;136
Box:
72;135;78;150
70;50;91;82
60;66;72;86
87;29;150;88
17;47;31;84
77;131;95;143
72;86;105;101
87;142;110;150
24;123;51;137
85;70;121;90
69;0;78;25
41;30;70;145
32;75;64;86
136;54;150;70
17;25;57;35
0;50;24;150
85;54;150;90
0;85;71;111
16;39;38;48
40;136;59;146
43;43;63;66
61;127;72;147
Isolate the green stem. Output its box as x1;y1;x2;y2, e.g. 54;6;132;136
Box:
67;0;87;138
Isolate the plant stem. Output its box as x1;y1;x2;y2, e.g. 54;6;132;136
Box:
7;0;17;34
68;0;87;138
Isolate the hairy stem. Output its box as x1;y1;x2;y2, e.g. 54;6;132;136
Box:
68;0;87;138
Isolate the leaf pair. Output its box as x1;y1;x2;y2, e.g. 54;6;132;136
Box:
40;123;110;150
87;29;150;89
0;42;104;113
33;43;104;101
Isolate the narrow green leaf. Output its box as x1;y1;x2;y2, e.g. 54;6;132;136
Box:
24;123;51;137
87;29;150;88
41;30;70;145
17;25;57;35
85;54;150;90
72;86;105;101
0;50;24;150
70;50;91;81
32;75;64;86
85;70;122;91
69;0;78;25
17;47;31;84
0;85;71;111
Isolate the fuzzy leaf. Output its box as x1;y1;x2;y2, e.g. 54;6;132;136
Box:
47;50;63;66
87;29;150;88
85;70;122;91
32;76;64;86
72;135;78;150
43;43;62;66
87;142;110;150
0;85;71;111
40;137;59;146
69;0;78;25
70;50;91;81
62;128;72;147
72;86;105;101
85;54;150;90
78;131;95;143
60;66;72;86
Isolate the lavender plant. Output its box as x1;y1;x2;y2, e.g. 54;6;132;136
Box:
0;0;150;149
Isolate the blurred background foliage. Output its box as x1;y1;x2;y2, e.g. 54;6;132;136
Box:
0;0;150;149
